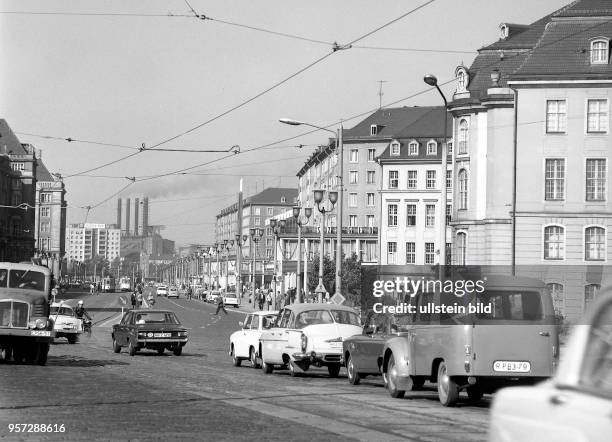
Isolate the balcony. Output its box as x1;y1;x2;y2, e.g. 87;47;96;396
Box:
279;225;378;238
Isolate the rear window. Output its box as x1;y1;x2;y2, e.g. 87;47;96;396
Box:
474;290;544;321
9;270;45;292
134;312;180;324
295;309;360;328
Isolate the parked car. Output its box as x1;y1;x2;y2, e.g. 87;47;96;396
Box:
50;302;82;344
223;292;240;308
168;287;179;299
111;309;188;356
156;285;168;297
207;291;221;303
489;287;612;442
382;275;559;406
259;303;362;377
343;312;408;385
229;311;278;367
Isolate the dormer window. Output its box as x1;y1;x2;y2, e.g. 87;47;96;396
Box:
455;66;469;93
500;23;509;40
408;141;418;156
426;140;437;155
370;125;378;136
591;38;609;64
390;141;400;156
281;196;286;203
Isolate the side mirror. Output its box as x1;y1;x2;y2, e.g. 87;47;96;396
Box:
238;321;244;327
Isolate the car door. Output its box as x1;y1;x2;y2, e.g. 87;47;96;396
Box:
236;315;253;357
351;313;387;373
115;312;132;346
262;309;291;363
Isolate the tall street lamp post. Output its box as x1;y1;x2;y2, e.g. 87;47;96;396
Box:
269;219;286;308
292;206;313;303
250;228;264;304
235;234;248;303
225;239;234;291
424;74;449;280
313;189;338;300
280;118;344;299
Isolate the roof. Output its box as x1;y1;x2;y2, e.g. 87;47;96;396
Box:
217;187;298;217
0;119;30;155
283;303;358;315
555;0;612;17
36;158;56;182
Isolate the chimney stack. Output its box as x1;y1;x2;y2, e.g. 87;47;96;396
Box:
134;197;140;236
117;198;122;231
143;197;149;236
125;198;131;235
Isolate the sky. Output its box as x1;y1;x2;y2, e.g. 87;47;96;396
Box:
1;0;570;246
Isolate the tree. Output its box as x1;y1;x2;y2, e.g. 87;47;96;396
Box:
83;254;108;281
308;254;336;295
341;253;363;307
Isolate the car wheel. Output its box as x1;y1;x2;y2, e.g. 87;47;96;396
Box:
128;339;137;356
346;354;361;385
173;346;182;356
249;347;260;369
327;364;341;378
437;361;459;406
467;386;483;402
67;335;77;344
386;354;406;399
262;356;273;374
112;337;121;353
231;346;241;367
157;348;165;355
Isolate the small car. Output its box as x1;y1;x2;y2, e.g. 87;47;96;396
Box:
111;309;188;356
489;288;612;442
223;292;240;308
156;285;168;297
168;287;179;299
50;302;82;344
207;291;221;303
259;303;362;377
229;311;278;367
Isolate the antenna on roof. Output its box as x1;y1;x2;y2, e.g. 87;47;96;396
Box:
378;80;387;109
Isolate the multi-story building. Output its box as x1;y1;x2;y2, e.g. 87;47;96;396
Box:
448;0;612;321
34;158;67;275
0;119;37;261
66;223;121;263
377;106;453;265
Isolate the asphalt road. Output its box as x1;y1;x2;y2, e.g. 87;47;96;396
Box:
0;290;491;442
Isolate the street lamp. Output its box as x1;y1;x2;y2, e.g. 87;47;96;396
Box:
280;117;344;300
423;74;449;279
249;228;264;305
225;240;234;291
269;218;287;308
292;206;313;303
312;190;337;301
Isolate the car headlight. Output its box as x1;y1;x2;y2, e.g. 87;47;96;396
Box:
35;319;47;329
301;334;308;352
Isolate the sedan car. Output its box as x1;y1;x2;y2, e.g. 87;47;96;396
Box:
111;309;188;356
223;292;240;308
168;287;179;299
50;302;82;344
156;285;168;297
229;311;278;367
207;291;221;303
489;289;612;442
259;303;362;377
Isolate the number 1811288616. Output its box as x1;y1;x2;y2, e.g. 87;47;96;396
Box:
8;424;66;433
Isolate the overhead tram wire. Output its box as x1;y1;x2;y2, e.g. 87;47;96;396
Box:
14;132;140;151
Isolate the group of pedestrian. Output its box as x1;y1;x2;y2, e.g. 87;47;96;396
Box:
89;282;101;295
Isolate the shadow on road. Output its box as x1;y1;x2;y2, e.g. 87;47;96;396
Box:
47;355;130;367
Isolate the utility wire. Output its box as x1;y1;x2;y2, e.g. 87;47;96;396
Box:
0;11;191;17
15;132;140;151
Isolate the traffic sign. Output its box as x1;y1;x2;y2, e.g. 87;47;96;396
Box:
330;293;345;305
314;282;326;294
118;295;127;306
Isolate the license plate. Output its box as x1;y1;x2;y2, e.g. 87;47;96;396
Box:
329;341;342;348
154;333;171;338
493;360;531;372
31;330;51;337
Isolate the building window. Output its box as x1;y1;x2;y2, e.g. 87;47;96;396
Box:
446;170;452;189
458;119;469;154
281;196;286;203
406;204;416;226
584;284;601;312
370;125;378;136
366;193;375;207
586;159;606;201
426;170;436;189
446;141;453;155
349;215;357;227
40;193;51;203
387;242;397;264
389;170;399;189
40;207;50;217
366;215;375;227
390;142;400;156
349;193;358;207
349;171;358;184
546;283;564;317
11;162;25;172
587;99;608;133
267;207;274;216
591;39;609;64
368;148;376;162
254;217;261;226
458;169;468;209
406;242;416;264
388;204;398;227
585;226;606;261
425;204;436;227
427;140;437;155
40;222;50;233
350;149;359;163
456;232;466;265
545;159;565;201
366;170;376;184
407;170;417;189
408;141;418;156
546;100;567;133
544;225;565;260
424;242;435;264
446;204;452;224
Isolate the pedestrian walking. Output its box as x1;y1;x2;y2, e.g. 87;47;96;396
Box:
137;292;143;308
215;294;228;315
258;290;265;311
130;292;137;309
89;283;95;295
266;291;272;311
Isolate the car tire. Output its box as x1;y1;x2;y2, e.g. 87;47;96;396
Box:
262;357;273;374
67;335;78;345
230;346;241;366
437;361;459;407
467;386;483;402
346;354;361;385
386;354;406;399
128;339;137;356
327;364;341;378
250;347;260;369
112;337;121;353
173;346;182;356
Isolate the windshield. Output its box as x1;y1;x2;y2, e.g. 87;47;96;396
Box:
134;312;180;325
50;306;74;316
295;309;360;329
474;290;544;321
8;270;46;292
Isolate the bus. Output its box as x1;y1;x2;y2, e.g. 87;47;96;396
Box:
119;276;131;292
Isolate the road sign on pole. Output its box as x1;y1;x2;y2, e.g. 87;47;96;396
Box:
118;295;127;306
330;293;345;305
